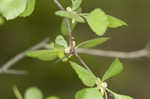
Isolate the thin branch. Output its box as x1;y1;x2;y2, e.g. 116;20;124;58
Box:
77;48;150;59
53;0;65;10
53;0;94;76
1;40;150;75
53;0;95;78
0;38;49;74
53;0;73;49
65;18;73;49
74;51;96;77
0;69;26;75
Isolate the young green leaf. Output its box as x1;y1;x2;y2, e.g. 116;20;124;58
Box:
107;15;127;28
0;16;5;25
69;61;96;87
75;88;104;99
57;50;68;62
13;86;23;99
61;18;77;36
26;50;61;61
55;10;85;23
24;87;43;99
85;8;109;36
76;37;109;48
72;0;82;11
20;0;35;17
109;90;133;99
55;35;68;48
102;58;123;81
0;0;27;20
46;96;60;99
60;7;82;36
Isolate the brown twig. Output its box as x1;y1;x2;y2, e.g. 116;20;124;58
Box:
1;40;150;75
77;48;150;59
53;0;73;49
53;0;65;10
74;51;96;77
53;0;94;75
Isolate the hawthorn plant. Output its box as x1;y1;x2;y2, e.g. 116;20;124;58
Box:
0;0;133;99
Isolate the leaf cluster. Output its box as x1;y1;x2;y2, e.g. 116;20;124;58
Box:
0;0;133;99
24;0;131;99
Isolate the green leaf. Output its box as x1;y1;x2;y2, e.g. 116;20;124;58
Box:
69;61;96;87
57;50;68;62
55;35;68;48
0;0;27;20
76;37;109;48
109;90;133;99
20;0;35;17
26;49;61;61
60;7;82;36
107;15;127;28
61;18;77;36
0;16;5;25
46;96;60;99
85;8;109;36
24;87;43;99
55;10;85;23
13;86;23;99
114;94;133;99
102;58;123;81
75;88;104;99
72;0;82;11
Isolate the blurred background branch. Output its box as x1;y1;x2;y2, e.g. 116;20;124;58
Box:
0;38;49;74
77;48;150;59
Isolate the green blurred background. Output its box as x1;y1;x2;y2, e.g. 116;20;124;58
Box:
0;0;150;99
